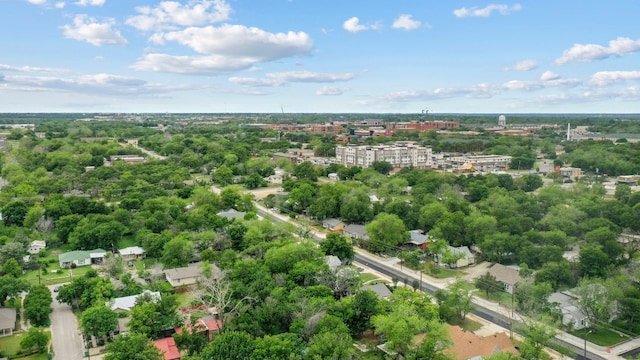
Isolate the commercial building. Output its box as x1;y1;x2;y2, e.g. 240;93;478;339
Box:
335;142;432;169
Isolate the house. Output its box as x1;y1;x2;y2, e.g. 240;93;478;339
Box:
265;169;288;185
28;240;46;254
548;292;589;330
361;283;392;299
328;173;339;181
118;246;145;261
58;249;106;268
435;246;475;268
487;264;522;294
343;224;369;241
445;325;519;360
325;255;342;271
407;230;429;249
216;209;246;221
175;316;223;341
165;263;222;288
0;308;16;337
154;337;181;360
107;290;161;312
322;218;345;232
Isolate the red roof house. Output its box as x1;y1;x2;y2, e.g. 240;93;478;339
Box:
154;337;181;360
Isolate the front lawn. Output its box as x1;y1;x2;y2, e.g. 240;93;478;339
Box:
572;327;632;347
22;263;93;287
0;332;50;360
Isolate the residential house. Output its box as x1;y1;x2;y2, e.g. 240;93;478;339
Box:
107;290;161;312
165;263;222;288
175;317;223;341
407;230;429;249
328;173;339;181
0;308;16;337
548;292;589;330
322;218;345;232
361;283;392;299
153;337;181;360
58;249;106;268
487;264;522;294
265;169;288;185
216;209;246;221
118;246;145;261
435;246;475;268
325;255;342;271
343;224;369;241
445;325;519;359
28;240;46;255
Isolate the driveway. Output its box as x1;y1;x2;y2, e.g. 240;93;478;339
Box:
49;285;85;360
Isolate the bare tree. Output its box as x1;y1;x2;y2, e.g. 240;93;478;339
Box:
190;266;253;327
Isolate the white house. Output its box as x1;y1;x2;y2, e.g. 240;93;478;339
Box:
118;246;145;261
548;292;589;330
28;240;46;255
435;246;475;268
58;249;107;268
107;290;161;312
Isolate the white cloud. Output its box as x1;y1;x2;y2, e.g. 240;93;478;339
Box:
555;37;640;65
392;14;422;31
75;0;105;6
145;24;313;70
62;14;127;46
453;3;522;18
504;59;537;71
316;86;349;96
126;0;231;31
27;0;47;4
55;2;65;8
0;64;70;73
131;53;256;75
540;70;560;81
229;70;356;87
343;17;368;33
1;72;189;96
590;71;640;86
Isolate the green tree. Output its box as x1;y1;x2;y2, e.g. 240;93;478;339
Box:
19;327;49;354
372;303;430;355
0;275;30;306
244;172;266;189
250;333;304;360
339;189;373;224
104;333;164;360
320;233;354;263
161;233;194;268
2;258;21;278
213;164;234;185
365;213;409;252
68;214;126;251
24;285;53;327
572;277;622;326
81;305;118;340
371;161;393;175
579;245;610;278
305;331;354;360
293;161;318;181
200;331;255;360
435;277;475;324
2;200;29;226
475;272;502;297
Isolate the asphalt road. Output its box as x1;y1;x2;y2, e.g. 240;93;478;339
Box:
49;285;85;360
251;193;618;359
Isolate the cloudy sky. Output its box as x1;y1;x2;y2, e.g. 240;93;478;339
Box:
2;0;640;113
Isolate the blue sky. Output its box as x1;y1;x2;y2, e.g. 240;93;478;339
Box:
2;0;640;113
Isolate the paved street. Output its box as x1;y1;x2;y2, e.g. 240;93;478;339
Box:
49;285;85;360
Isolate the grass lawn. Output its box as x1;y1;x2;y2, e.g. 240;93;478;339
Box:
117;236;139;249
0;332;50;360
572;327;632;347
473;288;514;307
458;318;483;332
22;262;94;287
359;273;382;284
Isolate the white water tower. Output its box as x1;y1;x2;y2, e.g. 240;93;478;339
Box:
498;115;506;127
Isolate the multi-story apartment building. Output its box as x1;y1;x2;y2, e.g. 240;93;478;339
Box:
335;142;432;169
